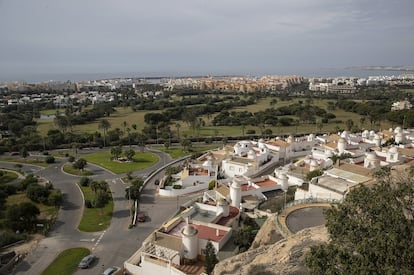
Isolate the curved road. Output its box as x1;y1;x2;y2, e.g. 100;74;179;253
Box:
1;147;195;275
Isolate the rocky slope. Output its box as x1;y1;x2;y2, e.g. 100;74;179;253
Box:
214;218;328;275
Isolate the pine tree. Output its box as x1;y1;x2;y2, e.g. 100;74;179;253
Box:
205;240;218;275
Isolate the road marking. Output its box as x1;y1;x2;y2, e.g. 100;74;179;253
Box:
80;238;95;242
92;231;106;250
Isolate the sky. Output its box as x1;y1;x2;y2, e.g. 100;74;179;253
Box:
0;0;413;82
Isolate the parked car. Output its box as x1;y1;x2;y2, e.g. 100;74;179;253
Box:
78;254;96;269
103;266;121;275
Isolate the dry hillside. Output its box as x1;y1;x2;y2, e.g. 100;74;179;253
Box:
214;217;328;275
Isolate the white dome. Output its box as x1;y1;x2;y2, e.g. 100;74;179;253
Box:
363;130;369;135
182;224;198;236
374;134;381;140
341;131;349;138
394;127;402;133
258;138;265;143
338;138;346;143
369;130;376;136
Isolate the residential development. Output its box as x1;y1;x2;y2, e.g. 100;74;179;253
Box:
123;126;414;275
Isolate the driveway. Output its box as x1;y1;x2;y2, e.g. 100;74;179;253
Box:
1;149;194;275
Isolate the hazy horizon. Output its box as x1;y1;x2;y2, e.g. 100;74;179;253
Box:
1;0;413;83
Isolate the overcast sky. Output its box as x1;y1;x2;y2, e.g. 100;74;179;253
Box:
1;0;413;81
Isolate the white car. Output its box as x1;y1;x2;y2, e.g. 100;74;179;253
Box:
103;266;121;275
78;254;96;269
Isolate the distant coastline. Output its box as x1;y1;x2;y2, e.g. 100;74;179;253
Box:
345;65;414;72
1;66;414;83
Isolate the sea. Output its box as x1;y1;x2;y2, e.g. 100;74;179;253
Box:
1;68;413;84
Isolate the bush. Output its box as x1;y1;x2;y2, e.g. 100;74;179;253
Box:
0;230;27;247
84;199;93;208
47;189;63;206
208;180;216;190
45;156;55;164
42;151;49;155
26;184;50;203
68;155;75;162
246;129;256;135
79;177;90;187
172;185;182;189
0;184;17;195
18;175;38;191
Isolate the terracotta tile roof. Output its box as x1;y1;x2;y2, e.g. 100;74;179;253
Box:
241;184;255;191
192;224;228;242
254;178;278;188
217;206;239;226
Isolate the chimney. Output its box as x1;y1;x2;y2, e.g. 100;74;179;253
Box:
216;229;219;237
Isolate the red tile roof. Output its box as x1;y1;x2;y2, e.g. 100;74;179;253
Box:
217;206;239;226
192;224;228;242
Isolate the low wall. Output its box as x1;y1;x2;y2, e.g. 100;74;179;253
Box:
158;184;208;197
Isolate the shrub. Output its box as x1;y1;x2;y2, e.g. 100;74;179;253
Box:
79;177;90;187
84;199;93;208
18;175;38;191
172;185;182;189
26;184;50;203
68;155;75;162
47;189;63;206
246;129;256;135
0;230;27;247
45;156;55;164
0;184;17;195
208;180;216;190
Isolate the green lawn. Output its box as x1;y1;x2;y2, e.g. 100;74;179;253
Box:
0;170;19;184
78;184;113;232
82;151;158;174
62;164;93;176
0;158;49;167
159;145;221;159
41;247;91;275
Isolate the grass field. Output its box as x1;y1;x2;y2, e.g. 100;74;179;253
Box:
82;151;158;174
62;164;94;176
78;184;113;232
41;247;91;275
0;170;18;184
35;97;395;139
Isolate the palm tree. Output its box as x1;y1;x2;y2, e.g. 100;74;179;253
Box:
122;121;128;136
98;119;111;147
175;123;181;140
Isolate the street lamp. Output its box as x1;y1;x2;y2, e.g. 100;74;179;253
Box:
284;189;288;209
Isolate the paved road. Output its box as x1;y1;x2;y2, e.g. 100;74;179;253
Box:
0;148;198;275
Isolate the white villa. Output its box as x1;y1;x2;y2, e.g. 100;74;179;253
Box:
124;198;240;275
